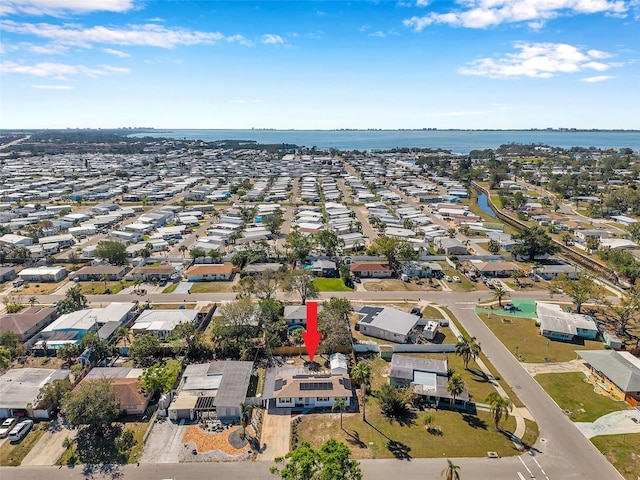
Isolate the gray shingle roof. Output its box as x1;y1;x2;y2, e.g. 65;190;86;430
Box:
578;350;640;392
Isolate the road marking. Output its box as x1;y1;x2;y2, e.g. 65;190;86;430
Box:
454;302;477;305
518;456;533;475
517;473;527;480
532;457;550;479
457;307;476;310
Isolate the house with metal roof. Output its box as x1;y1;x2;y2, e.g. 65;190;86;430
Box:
168;361;254;421
0;368;70;419
389;355;469;408
132;308;199;338
355;306;420;343
577;350;640;407
536;302;599;342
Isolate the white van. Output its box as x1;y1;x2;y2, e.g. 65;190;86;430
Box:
8;419;33;443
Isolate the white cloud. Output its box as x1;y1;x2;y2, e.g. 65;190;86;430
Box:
416;0;431;6
458;42;621;78
1;0;135;16
261;34;284;45
32;84;73;89
103;48;130;58
0;20;248;49
580;75;614;81
369;31;387;37
0;60;130;79
404;0;628;30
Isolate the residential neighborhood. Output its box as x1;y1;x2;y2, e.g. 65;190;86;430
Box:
0;131;639;480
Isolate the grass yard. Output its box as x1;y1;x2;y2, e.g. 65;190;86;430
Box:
78;281;124;295
150;303;198;310
441;269;476;292
535;372;631;422
0;422;46;466
188;281;235;293
15;281;64;295
296;399;528;459
477;312;605;363
363;279;443;292
420;305;444;319
592;434;640;480
162;283;179;294
314;278;353;292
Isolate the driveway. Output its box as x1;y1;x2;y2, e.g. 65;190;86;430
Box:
21;420;76;466
575;410;640;439
257;405;290;462
140;418;187;464
521;359;590;377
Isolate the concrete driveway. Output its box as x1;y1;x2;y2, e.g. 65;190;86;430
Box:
257;406;290;462
575;410;640;439
140;418;187;464
21;422;76;466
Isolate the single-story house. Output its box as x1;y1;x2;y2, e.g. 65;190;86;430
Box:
355;306;421;343
536;263;579;280
168;361;254;421
310;259;338;278
350;263;392;279
0;368;70;419
266;371;353;409
536;302;599;342
0;266;17;282
132;308;199;338
0;233;33;247
389;355;469;407
577;350;640;407
185;264;234;282
284;305;323;326
82;367;152;415
472;261;520;278
18;266;67;283
129;265;176;281
402;261;443;279
434;237;468;256
70;265;128;282
244;263;284;276
0;306;57;342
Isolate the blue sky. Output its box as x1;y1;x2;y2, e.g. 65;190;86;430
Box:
1;0;639;129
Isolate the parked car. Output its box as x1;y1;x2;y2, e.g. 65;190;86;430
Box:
504;302;519;312
354;277;361;283
453;276;461;283
0;418;17;438
445;275;452;282
8;419;33;443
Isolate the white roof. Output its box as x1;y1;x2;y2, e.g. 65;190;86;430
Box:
536;302;597;336
20;266;66;276
133;308;198;333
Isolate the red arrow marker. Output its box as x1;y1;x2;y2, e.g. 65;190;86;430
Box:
303;301;322;362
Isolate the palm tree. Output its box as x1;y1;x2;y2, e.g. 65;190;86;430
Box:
332;397;347;430
100;274;109;293
352;361;371;421
179;245;187;258
492;286;509;307
455;336;481;370
486;392;513;431
114;327;130;354
447;373;465;410
28;296;38;307
292;329;304;357
440;459;461;480
239;402;253;439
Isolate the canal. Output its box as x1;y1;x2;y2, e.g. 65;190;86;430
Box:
476;192;498;219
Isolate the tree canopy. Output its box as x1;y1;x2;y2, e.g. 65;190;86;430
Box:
511;226;559;261
140;361;181;394
270;439;362;480
94;240;128;265
129;334;161;367
63;378;119;433
550;273;599;314
57;284;88;314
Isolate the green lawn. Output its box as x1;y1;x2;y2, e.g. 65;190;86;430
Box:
162;283;179;293
442;269;476;292
297;398;532;459
313;278;353;292
0;422;46;466
535;372;631;422
477;312;605;363
420;306;444;319
188;281;235;293
592;434;640;480
78;281;124;295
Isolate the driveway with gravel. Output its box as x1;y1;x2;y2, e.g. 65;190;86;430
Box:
257;406;291;462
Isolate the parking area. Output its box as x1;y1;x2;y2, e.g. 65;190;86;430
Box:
257;405;291;462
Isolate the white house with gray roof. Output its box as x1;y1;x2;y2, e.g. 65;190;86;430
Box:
355;306;420;343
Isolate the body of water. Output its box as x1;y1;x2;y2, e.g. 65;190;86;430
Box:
130;129;640;153
476;193;498;219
